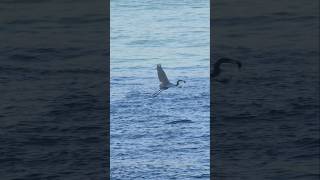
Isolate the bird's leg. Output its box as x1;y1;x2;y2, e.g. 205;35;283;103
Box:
152;89;162;97
152;90;161;97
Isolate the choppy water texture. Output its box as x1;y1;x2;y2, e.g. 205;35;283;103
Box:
111;0;210;179
212;0;319;179
0;0;108;179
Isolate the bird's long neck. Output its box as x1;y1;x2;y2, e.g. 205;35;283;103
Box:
176;80;184;86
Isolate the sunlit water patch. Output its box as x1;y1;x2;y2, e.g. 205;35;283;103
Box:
111;0;209;179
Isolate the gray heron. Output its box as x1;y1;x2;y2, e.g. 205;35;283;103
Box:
152;64;186;97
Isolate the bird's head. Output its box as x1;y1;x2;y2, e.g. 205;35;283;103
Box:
176;80;186;86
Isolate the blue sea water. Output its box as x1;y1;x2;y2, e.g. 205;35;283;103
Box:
110;0;210;179
0;0;318;179
0;1;108;179
212;0;319;179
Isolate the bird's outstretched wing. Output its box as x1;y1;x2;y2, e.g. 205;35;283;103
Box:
157;64;170;84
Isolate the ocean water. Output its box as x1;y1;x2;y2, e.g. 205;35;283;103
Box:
0;1;108;179
1;0;318;179
110;0;210;179
212;0;319;179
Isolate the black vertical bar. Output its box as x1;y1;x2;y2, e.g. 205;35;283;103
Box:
211;0;319;179
210;0;214;178
0;0;110;179
106;0;110;178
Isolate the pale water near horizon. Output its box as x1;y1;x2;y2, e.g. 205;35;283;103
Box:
110;0;210;179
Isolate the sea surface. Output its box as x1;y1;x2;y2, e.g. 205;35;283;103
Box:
110;0;210;179
0;0;318;179
0;0;108;179
212;0;319;179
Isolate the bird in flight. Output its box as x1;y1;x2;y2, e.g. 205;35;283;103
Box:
212;58;242;83
152;64;186;97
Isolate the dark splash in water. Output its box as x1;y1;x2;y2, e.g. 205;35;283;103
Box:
166;119;194;124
